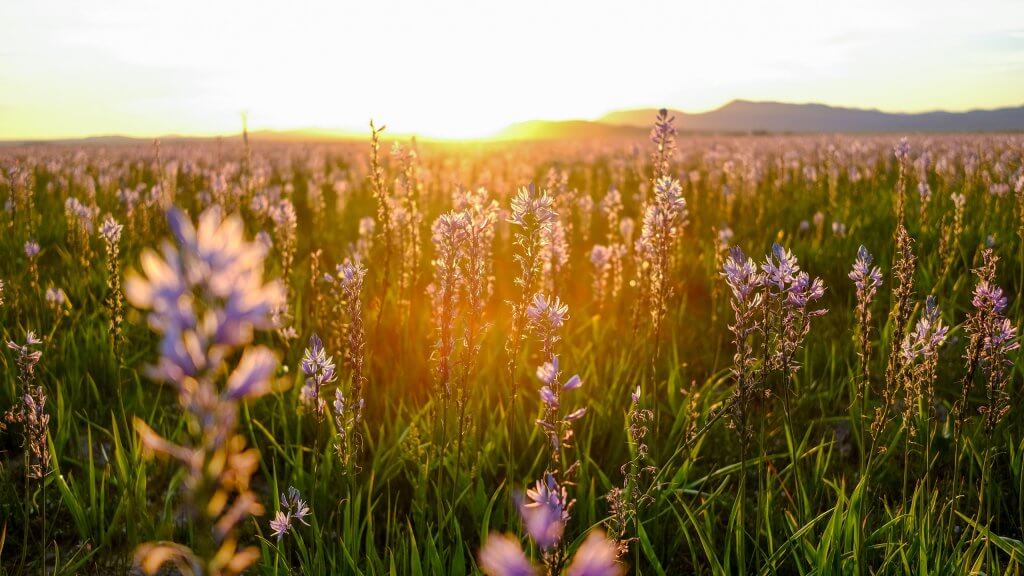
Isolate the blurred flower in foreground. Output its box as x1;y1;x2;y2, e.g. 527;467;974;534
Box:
128;206;283;576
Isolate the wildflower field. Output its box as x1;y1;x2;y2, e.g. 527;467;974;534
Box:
2;116;1024;575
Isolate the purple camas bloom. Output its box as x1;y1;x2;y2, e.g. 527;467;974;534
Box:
972;281;1007;315
269;488;311;538
986;317;1020;355
723;247;763;305
300;333;336;418
787;272;826;310
894;137;911;163
100;213;124;245
478;534;536;576
526;293;569;334
269;511;292;541
849;245;882;296
762;242;799;292
127;206;283;575
565;530;624;576
902;296;949;362
649;108;677;179
519;473;570;550
127;207;285;384
508;184;557;229
24;240;40;258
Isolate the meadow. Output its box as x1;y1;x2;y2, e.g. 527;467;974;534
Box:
1;115;1023;575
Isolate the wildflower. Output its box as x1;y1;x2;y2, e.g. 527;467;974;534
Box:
45;286;69;315
430;211;469;400
565;531;623;576
901;296;949;362
324;259;368;467
300;333;336;419
100;214;126;350
636;175;688;339
527;293;569;337
850;245;883;391
269;485;310;541
128;207;282;576
24;239;39;290
519;474;571;550
649;108;677;180
4;331;48;480
894;137;911;163
479;534;536;576
269;511;292;541
958;249;1020;431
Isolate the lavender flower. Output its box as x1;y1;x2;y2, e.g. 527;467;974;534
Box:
24;240;39;291
565;531;623;576
127;206;283;575
269;486;311;541
901;296;949;363
519;473;571;550
301;333;336;419
478;534;536;576
324;259;368;467
850;246;883;396
649;108;677;180
4;331;48;480
101;214;125;350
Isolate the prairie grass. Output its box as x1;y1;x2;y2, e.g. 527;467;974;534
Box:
0;127;1023;574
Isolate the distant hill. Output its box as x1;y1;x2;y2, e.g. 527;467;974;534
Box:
5;100;1024;146
600;100;1024;133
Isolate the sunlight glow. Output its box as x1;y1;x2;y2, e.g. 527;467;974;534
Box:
2;0;1023;140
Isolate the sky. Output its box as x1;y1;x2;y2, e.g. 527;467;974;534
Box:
1;0;1023;140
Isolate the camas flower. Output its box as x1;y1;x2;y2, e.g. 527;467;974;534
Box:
722;247;762;304
762;243;799;292
518;473;570;550
526;293;569;333
100;214;124;245
902;296;949;362
126;207;285;383
565;530;624;576
972;281;1007;315
300;333;337;417
478;533;536;576
508;184;557;228
849;245;882;295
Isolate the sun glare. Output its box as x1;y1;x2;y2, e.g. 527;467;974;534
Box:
1;0;1022;140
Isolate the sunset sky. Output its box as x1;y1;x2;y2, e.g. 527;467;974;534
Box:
2;0;1023;140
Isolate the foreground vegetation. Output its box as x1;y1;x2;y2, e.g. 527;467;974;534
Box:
1;118;1024;574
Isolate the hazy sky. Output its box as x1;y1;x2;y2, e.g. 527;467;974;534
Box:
2;0;1023;139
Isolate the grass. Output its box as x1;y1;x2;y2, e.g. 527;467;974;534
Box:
1;132;1023;574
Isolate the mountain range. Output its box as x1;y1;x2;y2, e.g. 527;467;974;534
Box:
4;100;1024;145
500;100;1024;140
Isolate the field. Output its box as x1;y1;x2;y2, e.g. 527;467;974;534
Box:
1;118;1024;575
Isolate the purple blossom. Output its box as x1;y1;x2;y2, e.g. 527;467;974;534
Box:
526;294;569;332
300;333;336;416
894;137;911;163
565;530;624;576
508;184;557;228
902;296;949;362
849;245;882;294
478;533;536;576
518;474;569;550
762;243;800;291
269;511;292;540
100;214;124;245
722;246;762;304
972;281;1007;315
